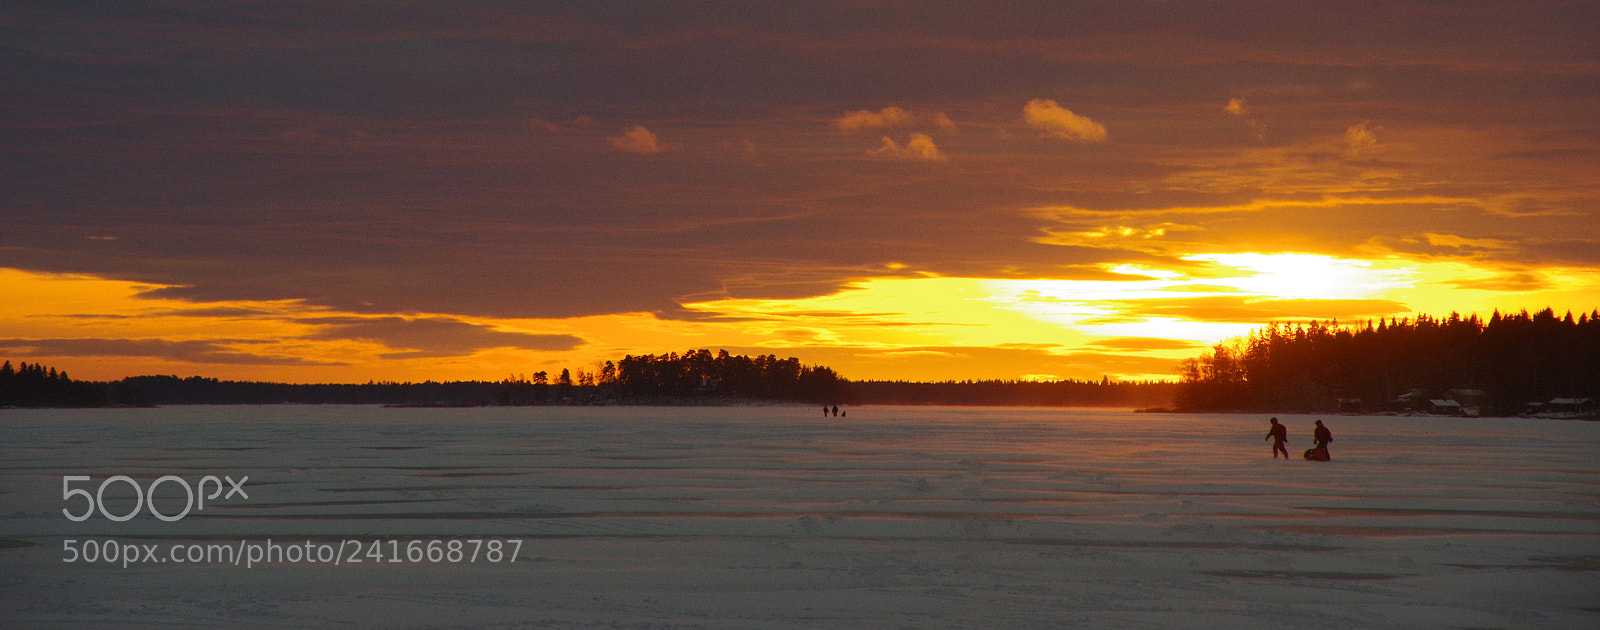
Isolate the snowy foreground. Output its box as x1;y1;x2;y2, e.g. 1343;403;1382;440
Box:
2;405;1597;629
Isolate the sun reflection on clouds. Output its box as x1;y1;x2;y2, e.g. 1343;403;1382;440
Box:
1080;317;1257;346
1181;253;1415;300
979;276;1244;346
1108;264;1181;280
976;253;1428;349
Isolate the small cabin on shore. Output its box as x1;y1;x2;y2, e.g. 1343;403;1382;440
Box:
1447;389;1486;406
1428;399;1464;416
1544;397;1596;417
1390;389;1426;413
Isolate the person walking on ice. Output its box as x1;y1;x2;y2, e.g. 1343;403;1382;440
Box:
1265;417;1289;459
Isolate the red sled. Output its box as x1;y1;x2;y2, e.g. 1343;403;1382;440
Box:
1303;446;1330;461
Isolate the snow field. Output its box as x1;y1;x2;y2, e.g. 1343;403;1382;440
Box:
2;405;1596;628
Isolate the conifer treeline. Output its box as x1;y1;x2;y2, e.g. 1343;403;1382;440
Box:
1175;308;1600;414
0;361;110;407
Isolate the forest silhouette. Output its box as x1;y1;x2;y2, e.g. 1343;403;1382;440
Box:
1176;308;1600;416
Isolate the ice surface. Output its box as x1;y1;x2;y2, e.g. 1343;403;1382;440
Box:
2;406;1597;628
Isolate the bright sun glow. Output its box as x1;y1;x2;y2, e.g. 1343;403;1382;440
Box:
1182;253;1415;300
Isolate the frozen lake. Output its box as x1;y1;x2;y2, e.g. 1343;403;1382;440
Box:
2;405;1597;628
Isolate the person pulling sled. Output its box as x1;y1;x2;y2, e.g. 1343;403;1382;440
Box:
1304;420;1333;461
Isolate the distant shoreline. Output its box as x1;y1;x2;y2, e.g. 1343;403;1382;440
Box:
5;401;1594;421
2;361;1177;410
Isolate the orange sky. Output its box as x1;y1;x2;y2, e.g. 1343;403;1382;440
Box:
3;2;1598;383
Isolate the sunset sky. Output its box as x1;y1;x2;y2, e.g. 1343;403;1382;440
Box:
3;1;1598;384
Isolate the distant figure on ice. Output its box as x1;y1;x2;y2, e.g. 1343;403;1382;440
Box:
831;405;839;417
1265;417;1289;459
1304;420;1333;461
823;406;830;417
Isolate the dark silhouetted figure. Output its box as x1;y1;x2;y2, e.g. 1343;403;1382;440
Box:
831;405;839;417
823;406;830;416
1305;420;1333;461
1265;417;1289;459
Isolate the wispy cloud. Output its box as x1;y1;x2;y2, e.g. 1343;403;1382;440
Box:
1443;272;1549;292
1110;296;1412;323
1343;121;1378;158
1087;337;1206;351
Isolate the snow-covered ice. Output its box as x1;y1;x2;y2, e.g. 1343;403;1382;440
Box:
2;405;1597;628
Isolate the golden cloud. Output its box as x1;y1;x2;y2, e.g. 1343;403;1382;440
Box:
836;106;914;131
868;133;947;162
1024;98;1107;143
836;106;957;133
607;125;666;154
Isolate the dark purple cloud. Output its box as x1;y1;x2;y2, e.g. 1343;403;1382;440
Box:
0;338;340;365
2;1;1596;324
303;316;584;357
